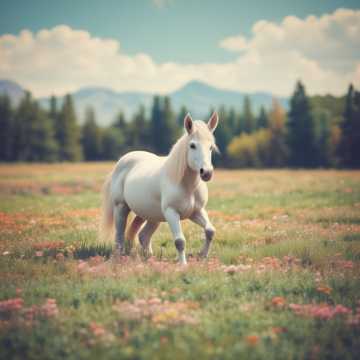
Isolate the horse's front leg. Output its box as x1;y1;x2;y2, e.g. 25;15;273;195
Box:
190;208;215;258
163;207;187;265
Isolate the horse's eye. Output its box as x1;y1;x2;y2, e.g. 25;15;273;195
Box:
190;143;196;150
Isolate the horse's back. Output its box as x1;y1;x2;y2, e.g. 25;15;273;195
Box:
118;150;161;167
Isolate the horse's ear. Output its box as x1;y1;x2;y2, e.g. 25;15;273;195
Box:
208;112;219;132
184;113;194;134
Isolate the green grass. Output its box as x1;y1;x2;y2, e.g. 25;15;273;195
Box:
0;164;360;359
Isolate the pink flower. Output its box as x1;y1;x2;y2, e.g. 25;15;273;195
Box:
0;297;23;313
89;322;106;337
289;303;351;320
40;298;59;318
56;253;65;261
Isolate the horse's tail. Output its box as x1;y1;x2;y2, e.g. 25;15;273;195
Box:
99;172;114;243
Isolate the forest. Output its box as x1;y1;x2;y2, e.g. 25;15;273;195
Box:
0;81;359;168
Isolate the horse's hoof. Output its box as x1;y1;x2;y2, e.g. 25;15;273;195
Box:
111;247;126;262
197;251;208;259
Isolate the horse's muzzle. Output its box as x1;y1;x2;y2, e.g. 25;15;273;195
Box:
200;168;213;182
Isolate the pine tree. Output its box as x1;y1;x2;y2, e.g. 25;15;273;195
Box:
339;84;360;167
28;102;58;161
227;108;238;136
257;106;268;129
49;96;58;123
212;106;231;166
12;92;57;161
242;96;256;133
287;81;317;167
150;96;177;154
162;96;178;147
81;106;102;161
129;105;150;149
352;90;360;167
101;127;125;160
112;111;129;144
177;105;188;129
314;110;332;167
267;100;288;167
150;96;162;152
12;92;33;161
56;94;82;161
0;95;14;161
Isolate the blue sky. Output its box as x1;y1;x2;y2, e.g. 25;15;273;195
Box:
0;0;359;96
1;0;358;63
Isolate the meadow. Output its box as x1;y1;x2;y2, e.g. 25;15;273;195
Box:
0;163;360;359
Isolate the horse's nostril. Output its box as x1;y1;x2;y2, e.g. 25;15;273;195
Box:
200;168;204;175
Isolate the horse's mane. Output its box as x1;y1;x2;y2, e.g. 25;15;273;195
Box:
165;121;215;184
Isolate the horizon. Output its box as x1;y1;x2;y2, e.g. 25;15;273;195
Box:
0;78;349;100
0;1;359;98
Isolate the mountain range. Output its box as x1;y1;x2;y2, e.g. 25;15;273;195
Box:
0;79;289;126
0;79;26;106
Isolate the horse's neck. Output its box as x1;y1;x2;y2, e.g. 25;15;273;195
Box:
181;166;201;193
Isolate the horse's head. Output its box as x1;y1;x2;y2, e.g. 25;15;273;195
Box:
184;112;219;182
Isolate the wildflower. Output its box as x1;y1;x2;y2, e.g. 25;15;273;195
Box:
35;251;43;257
147;297;162;305
89;322;106;337
223;265;237;275
88;322;116;345
271;327;286;334
289;303;351;320
314;272;322;284
15;288;22;296
245;335;259;346
77;261;89;272
170;287;181;295
316;286;332;295
338;260;354;269
0;298;23;314
40;298;59;318
89;256;104;266
271;296;286;308
222;264;251;275
55;253;65;261
33;241;65;251
113;298;199;326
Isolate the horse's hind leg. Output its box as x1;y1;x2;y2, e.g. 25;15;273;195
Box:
126;216;145;251
139;221;159;256
114;203;130;255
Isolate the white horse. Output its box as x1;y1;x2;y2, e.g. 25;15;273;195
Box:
100;112;219;265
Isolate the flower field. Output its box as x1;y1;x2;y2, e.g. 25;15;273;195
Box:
0;163;360;359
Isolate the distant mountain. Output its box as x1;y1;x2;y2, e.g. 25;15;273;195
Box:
0;79;25;106
1;79;289;126
40;81;289;126
38;87;154;126
171;81;289;118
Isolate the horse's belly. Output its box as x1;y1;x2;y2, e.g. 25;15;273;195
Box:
127;195;164;222
123;168;164;222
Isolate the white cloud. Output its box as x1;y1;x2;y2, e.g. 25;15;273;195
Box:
0;25;195;97
151;0;173;9
0;8;359;98
218;8;360;95
220;35;248;52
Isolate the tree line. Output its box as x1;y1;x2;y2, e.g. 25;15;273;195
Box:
0;81;359;168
